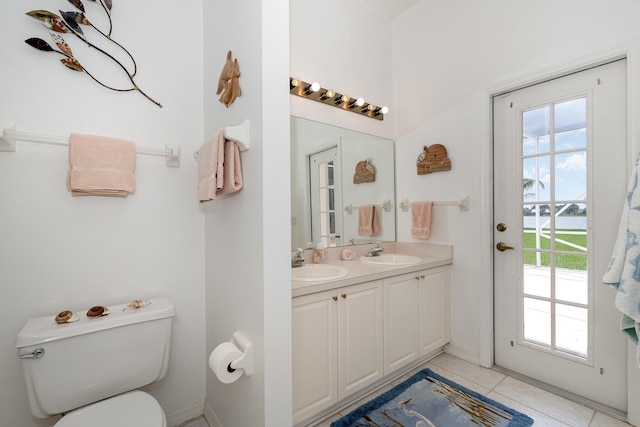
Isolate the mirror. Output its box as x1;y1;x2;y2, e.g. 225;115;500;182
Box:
291;116;396;249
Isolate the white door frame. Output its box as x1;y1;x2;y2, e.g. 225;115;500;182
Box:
477;41;640;424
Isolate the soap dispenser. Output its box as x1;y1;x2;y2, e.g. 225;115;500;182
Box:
313;243;327;264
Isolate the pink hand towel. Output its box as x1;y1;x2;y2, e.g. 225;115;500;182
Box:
197;129;226;202
411;201;433;239
66;133;136;197
358;205;379;236
217;141;244;196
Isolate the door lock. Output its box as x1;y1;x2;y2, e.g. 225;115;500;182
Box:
496;223;507;232
496;242;514;251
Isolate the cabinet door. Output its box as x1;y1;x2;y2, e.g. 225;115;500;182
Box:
383;273;419;375
292;290;338;424
338;280;384;399
418;266;451;356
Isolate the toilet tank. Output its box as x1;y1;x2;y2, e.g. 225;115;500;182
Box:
15;297;175;419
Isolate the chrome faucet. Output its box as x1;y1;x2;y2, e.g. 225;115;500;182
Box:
291;248;305;267
365;241;384;257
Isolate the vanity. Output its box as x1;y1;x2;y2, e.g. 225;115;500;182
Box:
291;242;452;425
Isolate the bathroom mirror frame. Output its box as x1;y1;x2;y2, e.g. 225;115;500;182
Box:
290;116;396;250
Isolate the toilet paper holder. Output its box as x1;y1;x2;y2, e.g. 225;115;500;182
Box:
226;332;253;377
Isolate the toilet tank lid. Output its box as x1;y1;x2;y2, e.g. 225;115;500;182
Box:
15;297;175;348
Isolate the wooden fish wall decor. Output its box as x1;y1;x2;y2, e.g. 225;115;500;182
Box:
353;159;375;184
416;144;451;175
217;50;241;107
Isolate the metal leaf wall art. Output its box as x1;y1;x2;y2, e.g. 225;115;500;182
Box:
25;1;162;108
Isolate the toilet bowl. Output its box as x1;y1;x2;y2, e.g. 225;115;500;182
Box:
15;297;175;424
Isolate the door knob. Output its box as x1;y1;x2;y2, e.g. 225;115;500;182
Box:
496;242;514;251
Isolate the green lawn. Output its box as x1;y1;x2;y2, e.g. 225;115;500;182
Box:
523;228;587;270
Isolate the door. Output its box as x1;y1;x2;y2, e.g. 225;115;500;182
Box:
338;280;384;398
493;60;628;411
292;290;337;424
418;266;451;356
309;143;343;247
383;272;420;375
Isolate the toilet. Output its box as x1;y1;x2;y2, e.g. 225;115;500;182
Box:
15;297;175;426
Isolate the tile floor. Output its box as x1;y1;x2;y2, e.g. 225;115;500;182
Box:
308;353;633;427
177;352;632;426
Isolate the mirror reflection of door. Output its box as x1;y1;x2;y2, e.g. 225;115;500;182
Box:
308;143;342;247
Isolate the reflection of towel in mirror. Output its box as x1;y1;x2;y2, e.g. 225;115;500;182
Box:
358;205;379;236
216;141;243;196
411;201;433;239
603;152;640;367
197;129;226;202
66;133;136;197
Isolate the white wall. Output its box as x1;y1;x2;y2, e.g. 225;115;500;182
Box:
290;0;394;139
202;1;292;426
392;0;640;422
0;1;205;426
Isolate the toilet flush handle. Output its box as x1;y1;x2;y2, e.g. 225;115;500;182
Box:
19;348;45;359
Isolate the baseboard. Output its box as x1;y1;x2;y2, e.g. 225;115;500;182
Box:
444;343;482;366
166;400;205;427
204;401;222;427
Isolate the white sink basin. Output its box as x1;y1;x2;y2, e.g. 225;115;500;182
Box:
292;264;349;282
360;253;423;266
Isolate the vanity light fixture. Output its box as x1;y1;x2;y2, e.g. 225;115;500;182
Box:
289;77;389;121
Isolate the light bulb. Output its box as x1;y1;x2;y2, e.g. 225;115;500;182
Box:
304;82;321;94
320;89;335;100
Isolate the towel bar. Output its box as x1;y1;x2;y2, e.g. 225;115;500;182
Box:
399;195;469;211
0;123;181;167
345;199;392;215
194;119;250;160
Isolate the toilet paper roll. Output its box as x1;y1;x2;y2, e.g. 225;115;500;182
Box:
209;341;244;384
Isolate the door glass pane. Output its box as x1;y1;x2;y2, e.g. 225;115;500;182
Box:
523;156;550;201
524;298;551;346
523;262;550;298
523;106;550;156
555;152;586;201
555;98;587;150
556;255;588;305
556;304;588;357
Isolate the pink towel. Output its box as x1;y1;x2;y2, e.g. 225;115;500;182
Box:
411;201;433;239
197;129;226;202
66;133;136;197
217;141;244;196
358;205;379;236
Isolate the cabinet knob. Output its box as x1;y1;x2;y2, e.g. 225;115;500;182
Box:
341;294;347;299
332;296;338;301
421;275;425;279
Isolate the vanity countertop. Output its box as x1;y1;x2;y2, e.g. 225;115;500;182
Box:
292;242;452;297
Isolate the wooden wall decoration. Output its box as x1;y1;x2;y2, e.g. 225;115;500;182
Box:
353;159;375;184
217;50;241;107
416;144;451;175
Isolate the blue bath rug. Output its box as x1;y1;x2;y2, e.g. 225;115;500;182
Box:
330;368;534;427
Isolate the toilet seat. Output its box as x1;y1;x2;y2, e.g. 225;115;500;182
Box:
55;391;166;427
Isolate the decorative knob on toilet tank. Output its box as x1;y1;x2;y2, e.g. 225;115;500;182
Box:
209;332;253;384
